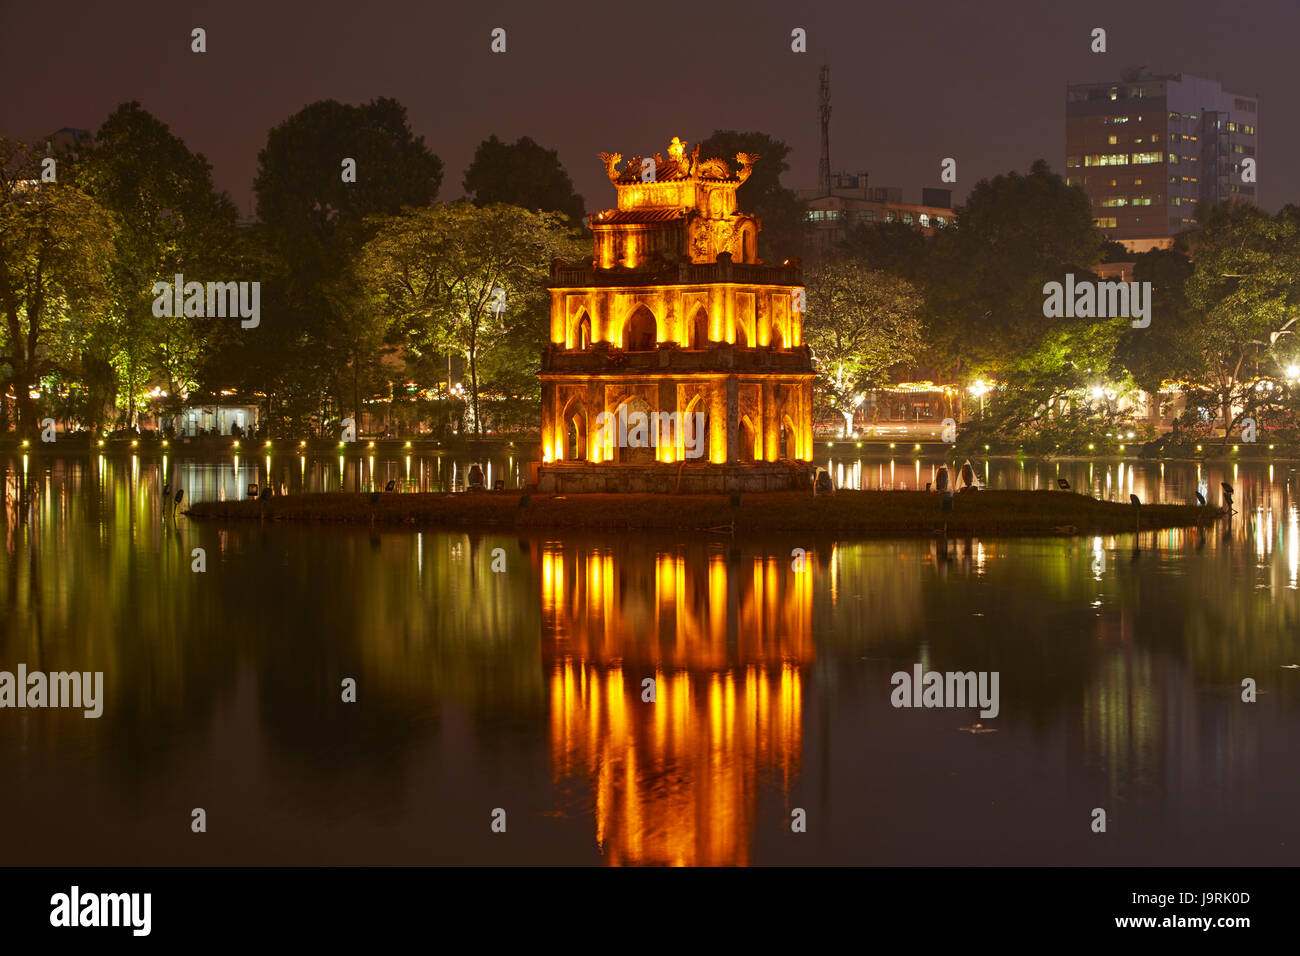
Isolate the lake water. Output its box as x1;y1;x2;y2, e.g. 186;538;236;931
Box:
2;451;1298;865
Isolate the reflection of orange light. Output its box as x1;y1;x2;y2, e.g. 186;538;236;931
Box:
548;659;802;866
541;541;812;865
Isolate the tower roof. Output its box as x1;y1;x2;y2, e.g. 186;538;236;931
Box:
599;137;758;189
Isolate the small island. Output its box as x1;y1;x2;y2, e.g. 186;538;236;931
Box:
187;490;1218;537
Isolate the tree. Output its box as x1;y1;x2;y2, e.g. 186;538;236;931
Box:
836;220;931;282
76;102;240;429
697;130;807;262
1117;248;1199;425
463;135;586;225
358;202;582;436
254;98;443;426
1183;202;1300;441
0;140;117;436
924;159;1103;395
804;259;923;435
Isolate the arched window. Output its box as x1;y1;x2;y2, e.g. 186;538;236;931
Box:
623;306;657;351
575;313;591;350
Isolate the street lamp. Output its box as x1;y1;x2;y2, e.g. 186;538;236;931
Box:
968;379;990;417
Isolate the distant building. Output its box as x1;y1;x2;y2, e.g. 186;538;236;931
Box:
802;66;952;257
173;403;259;437
799;174;953;255
42;127;93;155
1066;70;1259;253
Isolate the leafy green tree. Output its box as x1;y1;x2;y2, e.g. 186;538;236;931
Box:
804;258;923;435
0;139;117;436
254;97;443;425
1117;249;1200;427
1184;202;1300;441
463;135;586;225
76;103;241;429
697;130;807;262
836;220;931;282
923;159;1103;408
358;202;581;436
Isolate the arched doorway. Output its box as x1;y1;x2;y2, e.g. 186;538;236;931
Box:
739;416;757;461
562;399;587;460
780;413;798;459
623;306;657;351
614;396;656;463
689;306;708;349
575;312;591;350
683;395;710;461
566;415;585;460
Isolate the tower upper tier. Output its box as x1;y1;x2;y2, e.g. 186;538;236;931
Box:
591;137;763;269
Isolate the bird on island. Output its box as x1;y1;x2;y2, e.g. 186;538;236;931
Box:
1057;478;1071;491
1130;493;1141;507
1196;491;1206;506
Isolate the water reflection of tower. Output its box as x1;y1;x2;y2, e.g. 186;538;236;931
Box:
539;539;813;865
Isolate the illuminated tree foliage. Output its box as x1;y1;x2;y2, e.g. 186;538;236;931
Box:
358;202;582;436
804;259;923;435
0;140;117;436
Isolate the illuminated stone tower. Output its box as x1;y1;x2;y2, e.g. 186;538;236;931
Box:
537;137;814;493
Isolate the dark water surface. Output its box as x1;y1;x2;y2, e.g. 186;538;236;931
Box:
2;453;1298;865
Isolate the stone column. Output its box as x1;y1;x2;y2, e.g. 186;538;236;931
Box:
541;380;556;461
761;382;777;461
658;379;677;462
588;379;605;462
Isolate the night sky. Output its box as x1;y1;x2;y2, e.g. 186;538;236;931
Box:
2;0;1296;218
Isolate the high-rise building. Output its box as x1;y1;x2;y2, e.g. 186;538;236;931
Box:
1066;70;1259;252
